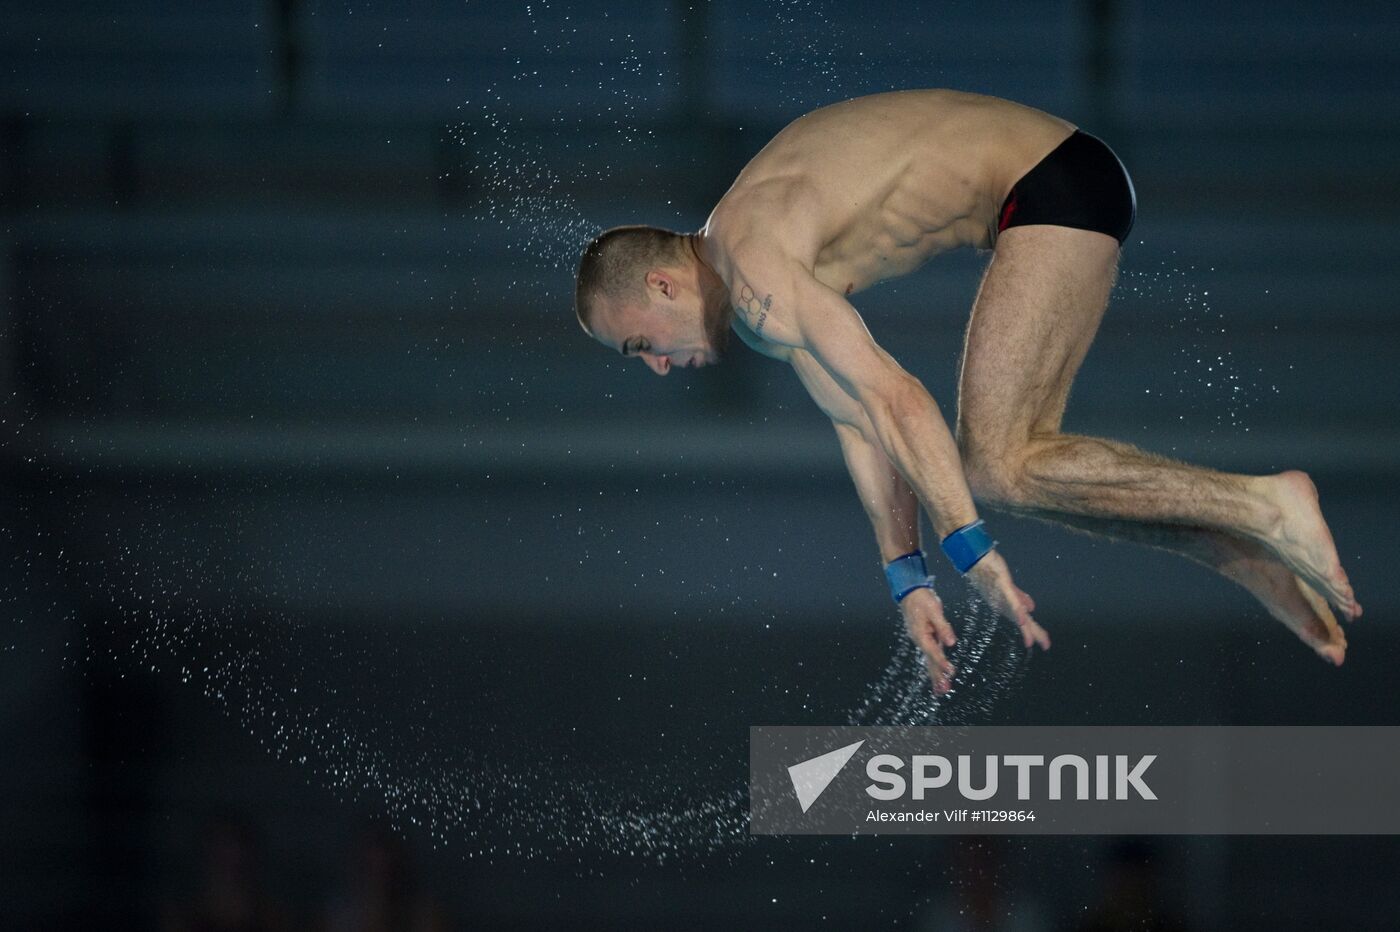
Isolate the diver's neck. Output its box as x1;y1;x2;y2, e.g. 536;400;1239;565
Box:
686;233;730;323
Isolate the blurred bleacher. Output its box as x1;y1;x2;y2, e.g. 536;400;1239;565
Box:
4;0;1398;439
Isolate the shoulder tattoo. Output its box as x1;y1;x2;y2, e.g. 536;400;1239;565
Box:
735;285;773;336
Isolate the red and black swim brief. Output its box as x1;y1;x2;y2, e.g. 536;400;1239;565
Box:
997;130;1137;245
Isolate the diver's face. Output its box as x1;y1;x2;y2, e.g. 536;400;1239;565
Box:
594;282;724;376
600;302;713;376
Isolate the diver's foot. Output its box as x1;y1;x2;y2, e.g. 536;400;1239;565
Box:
1215;537;1348;666
1255;471;1360;621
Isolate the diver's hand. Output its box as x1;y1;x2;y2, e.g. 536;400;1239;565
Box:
965;550;1050;651
899;587;957;695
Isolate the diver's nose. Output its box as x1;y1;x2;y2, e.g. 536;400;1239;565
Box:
641;353;671;376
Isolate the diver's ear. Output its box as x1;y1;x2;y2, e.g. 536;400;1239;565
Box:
646;269;675;300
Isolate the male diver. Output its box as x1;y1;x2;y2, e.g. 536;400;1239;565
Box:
573;90;1358;694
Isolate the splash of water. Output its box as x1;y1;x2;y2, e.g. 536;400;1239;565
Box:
4;0;1036;868
1117;260;1274;436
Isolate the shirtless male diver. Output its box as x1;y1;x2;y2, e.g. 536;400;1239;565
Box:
573;89;1360;695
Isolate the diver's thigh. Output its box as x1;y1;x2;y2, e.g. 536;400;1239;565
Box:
956;225;1120;446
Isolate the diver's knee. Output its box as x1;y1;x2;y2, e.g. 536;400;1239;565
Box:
961;441;1031;506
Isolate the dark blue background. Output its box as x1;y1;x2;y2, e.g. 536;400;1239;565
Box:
3;0;1399;928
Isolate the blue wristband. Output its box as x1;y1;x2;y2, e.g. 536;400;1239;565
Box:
884;550;935;604
940;519;996;573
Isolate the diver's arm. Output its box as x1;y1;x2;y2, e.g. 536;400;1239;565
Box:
834;421;923;561
787;348;957;693
729;256;977;537
727;251;1046;649
788;347;921;561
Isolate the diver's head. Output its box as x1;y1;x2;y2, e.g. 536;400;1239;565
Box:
574;225;729;375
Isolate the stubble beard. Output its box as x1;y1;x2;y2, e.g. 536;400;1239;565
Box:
702;297;733;361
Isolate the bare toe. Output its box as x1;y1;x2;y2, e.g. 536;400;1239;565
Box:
1293;577;1347;665
1316;641;1346;667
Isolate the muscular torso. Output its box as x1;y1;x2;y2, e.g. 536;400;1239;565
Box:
704;90;1078;428
706;89;1075;300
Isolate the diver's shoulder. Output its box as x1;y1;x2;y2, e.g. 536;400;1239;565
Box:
706;182;821;264
700;220;808;296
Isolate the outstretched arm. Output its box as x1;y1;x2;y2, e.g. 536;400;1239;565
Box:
835;421;961;693
795;342;968;688
789;347;960;693
731;252;1047;648
834;422;921;562
730;256;977;534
